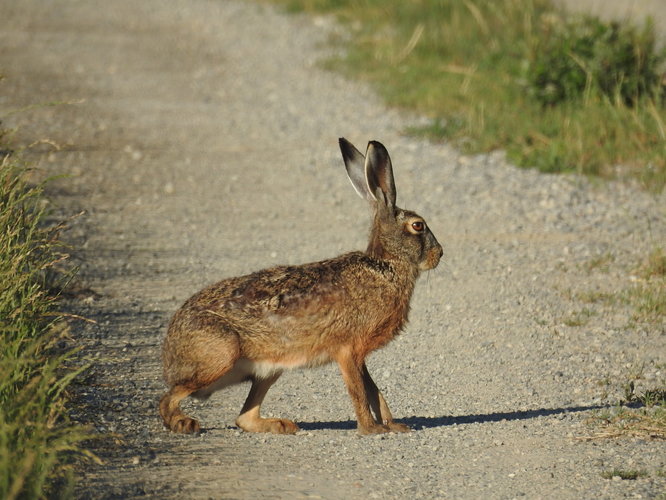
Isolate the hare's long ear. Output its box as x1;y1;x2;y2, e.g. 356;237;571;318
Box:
364;141;396;207
339;138;374;201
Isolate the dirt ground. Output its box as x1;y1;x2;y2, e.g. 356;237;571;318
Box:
1;0;665;498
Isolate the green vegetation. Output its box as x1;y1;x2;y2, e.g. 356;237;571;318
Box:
601;468;648;480
625;281;665;323
562;307;595;327
583;252;615;273
622;247;666;322
273;0;666;189
574;247;666;325
584;386;666;441
588;402;666;440
0;134;91;498
639;246;666;278
528;15;664;107
627;246;666;322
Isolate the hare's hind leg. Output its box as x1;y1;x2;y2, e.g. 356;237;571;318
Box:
160;328;241;433
235;372;299;434
159;385;200;433
362;363;410;433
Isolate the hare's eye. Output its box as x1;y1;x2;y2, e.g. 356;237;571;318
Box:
411;221;425;232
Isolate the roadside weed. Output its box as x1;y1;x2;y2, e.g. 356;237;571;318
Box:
627;247;666;323
582;252;614;273
601;468;649;480
582;395;666;441
570;248;666;327
0;137;92;498
638;246;666;280
583;370;665;442
562;308;595;327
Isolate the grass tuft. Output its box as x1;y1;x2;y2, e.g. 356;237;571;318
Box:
601;468;649;480
562;307;595;327
576;248;666;325
626;247;666;323
624;282;665;322
582;386;666;441
638;247;666;279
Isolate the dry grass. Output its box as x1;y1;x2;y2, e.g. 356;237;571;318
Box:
580;388;666;441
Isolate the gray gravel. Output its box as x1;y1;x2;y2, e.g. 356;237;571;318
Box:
1;0;665;498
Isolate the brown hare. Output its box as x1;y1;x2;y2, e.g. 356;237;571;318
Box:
160;138;442;435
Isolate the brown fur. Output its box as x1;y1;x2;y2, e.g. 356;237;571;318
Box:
160;139;442;435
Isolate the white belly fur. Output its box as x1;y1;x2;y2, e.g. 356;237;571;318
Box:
192;353;331;400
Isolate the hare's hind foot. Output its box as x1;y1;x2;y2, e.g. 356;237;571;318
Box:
170;415;201;434
386;422;410;433
236;413;300;434
358;422;411;435
235;373;299;434
160;386;201;434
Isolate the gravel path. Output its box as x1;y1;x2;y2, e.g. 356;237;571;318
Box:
1;1;665;498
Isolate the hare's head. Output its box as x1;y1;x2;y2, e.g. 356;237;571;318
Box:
339;138;442;272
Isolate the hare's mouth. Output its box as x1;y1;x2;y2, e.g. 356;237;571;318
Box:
419;246;443;271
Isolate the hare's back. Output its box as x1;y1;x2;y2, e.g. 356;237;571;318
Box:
172;251;395;339
183;251;382;313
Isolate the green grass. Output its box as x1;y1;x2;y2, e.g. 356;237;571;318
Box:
601;468;649;480
625;247;666;322
624;281;665;323
272;0;666;190
588;404;666;440
582;252;615;273
575;290;616;304
638;246;666;279
625;247;666;323
0;143;91;497
574;247;666;326
562;307;595;327
583;386;666;441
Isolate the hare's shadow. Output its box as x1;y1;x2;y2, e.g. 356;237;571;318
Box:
297;403;607;431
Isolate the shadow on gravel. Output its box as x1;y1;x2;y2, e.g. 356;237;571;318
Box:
299;420;357;431
298;403;607;431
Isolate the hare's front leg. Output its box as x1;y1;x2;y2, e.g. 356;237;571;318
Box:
336;350;399;434
235;372;300;434
362;363;410;433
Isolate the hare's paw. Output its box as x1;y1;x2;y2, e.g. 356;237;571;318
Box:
386;422;411;433
236;415;300;434
358;423;391;435
359;422;410;435
169;415;201;434
262;418;300;435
